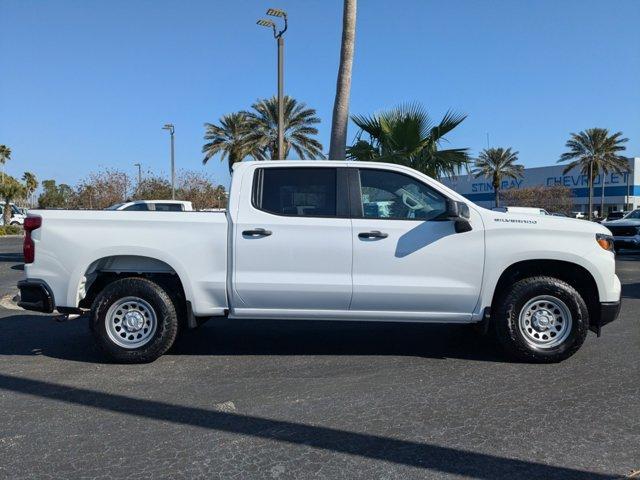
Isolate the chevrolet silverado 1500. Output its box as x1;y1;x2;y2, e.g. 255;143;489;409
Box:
18;161;621;363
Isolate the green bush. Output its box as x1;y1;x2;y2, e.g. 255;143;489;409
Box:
0;225;23;236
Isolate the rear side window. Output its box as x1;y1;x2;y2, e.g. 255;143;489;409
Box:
154;203;183;211
253;168;337;217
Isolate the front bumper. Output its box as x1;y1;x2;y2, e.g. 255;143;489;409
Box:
613;235;640;249
17;279;55;313
590;300;621;336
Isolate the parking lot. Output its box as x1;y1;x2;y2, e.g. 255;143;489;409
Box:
0;236;637;479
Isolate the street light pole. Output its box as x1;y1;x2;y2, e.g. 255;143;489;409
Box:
162;124;175;199
277;35;284;160
257;8;288;160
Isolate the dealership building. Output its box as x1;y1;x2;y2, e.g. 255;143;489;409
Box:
442;157;640;214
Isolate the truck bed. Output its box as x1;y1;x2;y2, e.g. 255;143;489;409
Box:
25;210;229;316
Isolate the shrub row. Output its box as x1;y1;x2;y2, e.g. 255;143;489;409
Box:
0;225;23;236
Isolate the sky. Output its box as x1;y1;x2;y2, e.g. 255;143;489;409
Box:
1;0;639;189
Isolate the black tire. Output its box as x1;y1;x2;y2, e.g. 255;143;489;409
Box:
492;276;589;363
90;277;179;363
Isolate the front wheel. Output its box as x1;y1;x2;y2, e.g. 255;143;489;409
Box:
90;277;179;363
493;276;589;363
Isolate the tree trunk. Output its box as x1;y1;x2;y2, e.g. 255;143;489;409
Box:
493;177;500;208
588;160;594;221
3;199;11;226
328;0;357;160
600;167;605;218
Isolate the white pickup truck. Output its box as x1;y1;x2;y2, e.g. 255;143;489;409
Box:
18;161;621;363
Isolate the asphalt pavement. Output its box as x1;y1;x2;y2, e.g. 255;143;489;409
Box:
0;236;637;479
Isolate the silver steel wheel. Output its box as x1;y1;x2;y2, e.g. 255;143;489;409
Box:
518;295;572;349
105;296;157;349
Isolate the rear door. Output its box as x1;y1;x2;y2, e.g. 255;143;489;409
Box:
232;167;353;314
350;167;484;320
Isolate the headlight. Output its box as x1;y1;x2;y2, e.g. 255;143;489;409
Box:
596;233;614;252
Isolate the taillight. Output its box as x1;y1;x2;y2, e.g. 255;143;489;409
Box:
23;216;42;264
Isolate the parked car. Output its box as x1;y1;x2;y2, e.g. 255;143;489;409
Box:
491;206;550;215
106;200;194;212
19;161;620;364
572;212;586;219
601;209;640;250
604;211;630;221
0;203;27;225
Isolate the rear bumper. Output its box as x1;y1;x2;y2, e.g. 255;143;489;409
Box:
591;300;621;336
17;279;55;313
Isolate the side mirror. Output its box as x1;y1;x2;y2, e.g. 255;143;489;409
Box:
444;199;470;220
443;199;472;233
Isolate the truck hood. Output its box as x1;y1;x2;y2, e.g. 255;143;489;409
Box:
478;207;609;235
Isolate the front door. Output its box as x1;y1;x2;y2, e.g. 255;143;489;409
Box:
232;166;353;315
350;168;484;320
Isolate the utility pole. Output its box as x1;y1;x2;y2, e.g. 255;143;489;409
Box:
162;124;175;199
257;8;288;160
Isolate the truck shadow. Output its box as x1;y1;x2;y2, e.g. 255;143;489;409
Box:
173;319;507;362
0;313;508;363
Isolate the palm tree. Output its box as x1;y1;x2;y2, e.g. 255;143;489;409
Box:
472;147;524;208
22;171;38;207
0;176;24;225
0;145;11;183
557;128;628;220
346;103;470;178
202;112;258;174
329;0;357;160
243;96;324;160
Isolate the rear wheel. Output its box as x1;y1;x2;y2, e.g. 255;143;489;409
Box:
493;276;589;363
90;277;178;363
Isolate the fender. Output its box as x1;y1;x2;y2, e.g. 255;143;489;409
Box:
69;246;194;308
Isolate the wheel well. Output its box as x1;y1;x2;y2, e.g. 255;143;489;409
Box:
491;260;600;326
78;256;188;327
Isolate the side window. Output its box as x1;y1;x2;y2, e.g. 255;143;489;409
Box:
123;203;150;211
154;203;182;211
254;168;337;217
359;169;446;220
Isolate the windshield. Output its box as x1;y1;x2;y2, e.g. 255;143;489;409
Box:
623;210;640;219
105;203;125;210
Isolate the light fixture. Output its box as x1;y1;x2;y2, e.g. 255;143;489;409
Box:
266;8;286;18
256;19;275;28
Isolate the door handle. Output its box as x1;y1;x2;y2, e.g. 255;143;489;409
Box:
358;230;388;239
242;228;272;237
